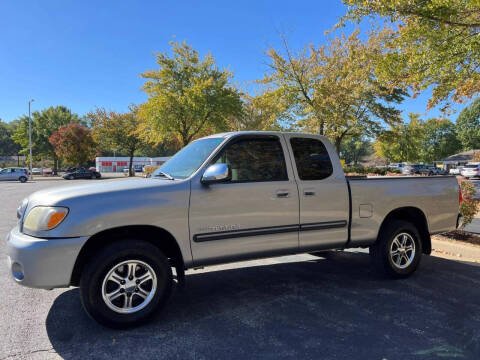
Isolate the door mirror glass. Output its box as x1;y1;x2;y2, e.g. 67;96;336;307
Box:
201;164;231;184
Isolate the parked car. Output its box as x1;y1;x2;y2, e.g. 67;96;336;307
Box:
31;168;42;175
402;164;426;175
460;163;480;179
0;167;29;182
7;131;461;328
42;168;53;176
62;168;101;180
449;167;462;175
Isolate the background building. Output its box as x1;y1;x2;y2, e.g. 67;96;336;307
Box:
95;156;170;173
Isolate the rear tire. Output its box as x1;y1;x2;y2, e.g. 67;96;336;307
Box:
370;220;422;278
79;239;173;328
19;176;27;183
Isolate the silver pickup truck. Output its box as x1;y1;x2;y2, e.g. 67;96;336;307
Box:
6;131;461;328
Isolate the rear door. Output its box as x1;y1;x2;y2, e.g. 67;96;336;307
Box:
285;135;349;251
189;134;300;265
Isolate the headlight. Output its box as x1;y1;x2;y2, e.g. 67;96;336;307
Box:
23;206;69;231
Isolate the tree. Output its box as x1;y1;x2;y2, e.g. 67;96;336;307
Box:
340;0;480;110
229;90;290;131
49;123;97;166
340;136;372;165
88;106;144;176
374;113;424;163
261;31;405;152
456;98;480;150
138;41;243;147
0;119;21;156
12;106;82;173
419;117;461;162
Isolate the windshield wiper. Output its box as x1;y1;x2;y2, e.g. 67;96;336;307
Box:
154;171;175;180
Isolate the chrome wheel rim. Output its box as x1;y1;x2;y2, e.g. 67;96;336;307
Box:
101;260;157;314
390;233;416;269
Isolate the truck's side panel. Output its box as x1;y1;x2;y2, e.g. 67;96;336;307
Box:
348;176;459;247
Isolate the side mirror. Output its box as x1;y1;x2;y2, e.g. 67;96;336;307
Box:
201;163;231;185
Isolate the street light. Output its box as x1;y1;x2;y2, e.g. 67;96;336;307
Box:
28;99;34;180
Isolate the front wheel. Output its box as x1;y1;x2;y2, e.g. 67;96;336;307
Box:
370;220;422;278
80;239;173;328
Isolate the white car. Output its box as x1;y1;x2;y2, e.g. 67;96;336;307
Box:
449;168;461;175
461;164;480;178
31;168;42;175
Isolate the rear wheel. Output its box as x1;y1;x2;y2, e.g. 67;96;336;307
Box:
80;239;173;328
19;176;27;183
370;220;422;278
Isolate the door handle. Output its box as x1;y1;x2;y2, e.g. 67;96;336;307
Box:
304;190;316;196
276;190;290;198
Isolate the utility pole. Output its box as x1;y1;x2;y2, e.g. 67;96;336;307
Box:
28;99;34;180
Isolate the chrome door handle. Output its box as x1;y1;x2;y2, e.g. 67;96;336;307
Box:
276;190;290;198
304;191;316;196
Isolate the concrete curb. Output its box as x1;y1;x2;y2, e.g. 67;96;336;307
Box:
432;237;480;263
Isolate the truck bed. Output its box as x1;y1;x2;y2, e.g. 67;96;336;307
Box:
346;175;459;247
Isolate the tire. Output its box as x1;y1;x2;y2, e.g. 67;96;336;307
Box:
96;174;101;179
369;220;422;278
79;239;173;328
91;174;96;179
68;175;74;180
19;176;27;183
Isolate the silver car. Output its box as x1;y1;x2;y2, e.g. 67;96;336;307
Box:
0;167;28;182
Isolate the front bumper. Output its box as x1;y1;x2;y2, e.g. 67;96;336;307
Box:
5;226;87;289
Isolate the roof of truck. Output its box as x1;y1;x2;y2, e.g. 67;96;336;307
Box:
200;131;325;139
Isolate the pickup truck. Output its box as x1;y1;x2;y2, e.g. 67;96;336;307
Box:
6;131;461;328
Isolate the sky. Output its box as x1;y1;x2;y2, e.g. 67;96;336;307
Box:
0;0;468;124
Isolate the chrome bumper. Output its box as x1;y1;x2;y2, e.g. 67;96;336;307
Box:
5;226;87;289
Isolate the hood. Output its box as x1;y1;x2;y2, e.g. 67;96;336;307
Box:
27;178;180;207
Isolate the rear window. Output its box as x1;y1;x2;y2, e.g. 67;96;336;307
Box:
290;137;333;180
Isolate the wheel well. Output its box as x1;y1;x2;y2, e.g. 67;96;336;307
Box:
70;225;184;287
378;207;431;255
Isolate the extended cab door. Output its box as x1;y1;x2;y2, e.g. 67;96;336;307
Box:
189;134;299;266
285;135;349;251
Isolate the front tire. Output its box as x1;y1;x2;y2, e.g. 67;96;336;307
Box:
79;239;173;328
370;220;422;278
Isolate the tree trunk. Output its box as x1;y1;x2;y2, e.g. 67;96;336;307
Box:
53;153;58;175
334;138;342;154
129;150;135;177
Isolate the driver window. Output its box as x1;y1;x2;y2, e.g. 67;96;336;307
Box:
214;137;288;183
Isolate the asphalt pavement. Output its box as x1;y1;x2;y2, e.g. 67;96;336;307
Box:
1;179;480;359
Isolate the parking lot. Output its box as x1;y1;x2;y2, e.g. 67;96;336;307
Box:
1;179;480;359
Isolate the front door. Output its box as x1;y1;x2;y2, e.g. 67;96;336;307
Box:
189;135;299;266
285;135;349;251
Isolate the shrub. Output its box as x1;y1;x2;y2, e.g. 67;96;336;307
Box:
459;181;479;228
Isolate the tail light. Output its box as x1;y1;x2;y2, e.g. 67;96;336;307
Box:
459;185;463;205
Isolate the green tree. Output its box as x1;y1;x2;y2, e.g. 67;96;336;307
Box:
456;98;480;150
419;117;461;162
261;31;405;152
340;0;480;110
49;123;97;166
374;113;424;163
88;106;145;176
229;90;290;131
138;41;243;147
0;119;21;156
12;106;81;173
340;136;372;165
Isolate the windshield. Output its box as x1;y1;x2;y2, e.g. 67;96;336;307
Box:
153;138;224;179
